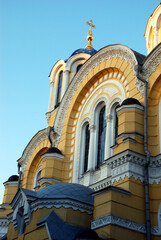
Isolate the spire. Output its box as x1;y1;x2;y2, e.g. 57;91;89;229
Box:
86;20;95;49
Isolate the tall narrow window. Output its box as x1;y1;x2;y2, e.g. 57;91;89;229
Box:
97;106;106;167
84;124;90;172
35;170;41;187
55;71;63;107
76;64;82;73
114;105;119;142
33;170;41;190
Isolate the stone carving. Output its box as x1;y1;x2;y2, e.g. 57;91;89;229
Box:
106;150;161;184
31;199;93;214
135;77;145;96
91;214;161;235
142;43;161;79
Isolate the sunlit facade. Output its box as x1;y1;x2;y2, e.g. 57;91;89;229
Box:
1;4;161;240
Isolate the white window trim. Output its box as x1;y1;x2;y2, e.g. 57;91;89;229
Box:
73;80;125;185
79;120;90;176
33;162;42;190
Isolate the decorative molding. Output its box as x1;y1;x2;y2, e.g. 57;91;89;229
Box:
107;150;146;183
91;214;161;235
150;154;161;167
54;45;140;145
89;124;96;132
3;181;18;187
106;150;161;184
107;151;146;169
18;128;48;173
142;43;161;79
135;77;145;96
90;177;111;192
73;80;124;184
39;177;61;184
117;104;144;114
41;152;64;161
149;167;161;184
31;199;93;215
105;114;113;122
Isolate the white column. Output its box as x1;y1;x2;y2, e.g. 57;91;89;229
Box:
48;81;54;112
104;114;113;160
61;69;70;99
87;124;96;171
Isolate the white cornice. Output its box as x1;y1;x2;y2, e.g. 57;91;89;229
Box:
41;152;64;161
91;214;161;235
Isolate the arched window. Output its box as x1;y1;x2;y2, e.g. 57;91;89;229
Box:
33;170;41;190
76;64;82;73
83;123;90;173
114;105;119;144
80;122;90;175
97;106;106;167
55;71;63;107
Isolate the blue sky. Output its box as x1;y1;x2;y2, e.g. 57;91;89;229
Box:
0;0;160;203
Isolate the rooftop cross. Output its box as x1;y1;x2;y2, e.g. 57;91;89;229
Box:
86;20;95;49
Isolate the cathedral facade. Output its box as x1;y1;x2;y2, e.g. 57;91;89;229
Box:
1;3;161;240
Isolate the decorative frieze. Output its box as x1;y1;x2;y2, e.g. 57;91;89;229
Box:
91;214;161;235
106;150;161;184
31;199;93;215
142;43;161;79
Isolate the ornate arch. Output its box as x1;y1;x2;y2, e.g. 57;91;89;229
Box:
18;128;49;173
54;44;142;145
65;53;91;71
49;59;65;83
142;43;161;80
148;74;161;155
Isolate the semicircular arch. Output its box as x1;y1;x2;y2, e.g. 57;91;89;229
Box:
54;44;142;145
148;74;161;155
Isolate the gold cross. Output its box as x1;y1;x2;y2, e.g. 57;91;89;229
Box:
86;20;95;48
86;20;95;35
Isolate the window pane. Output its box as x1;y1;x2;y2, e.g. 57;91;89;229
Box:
84;124;90;172
76;64;82;73
97;106;106;167
56;71;63;107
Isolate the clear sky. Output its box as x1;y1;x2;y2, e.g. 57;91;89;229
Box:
0;0;160;203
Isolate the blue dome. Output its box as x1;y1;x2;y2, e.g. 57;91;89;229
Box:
8;175;19;182
37;183;94;205
70;48;97;58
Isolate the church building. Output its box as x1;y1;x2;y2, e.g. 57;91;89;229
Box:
0;3;161;240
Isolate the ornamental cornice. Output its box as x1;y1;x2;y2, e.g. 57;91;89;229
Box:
106;150;161;184
54;45;140;145
91;214;160;235
107;151;146;169
31;199;93;214
142;43;161;79
150;154;161;167
18;128;48;173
